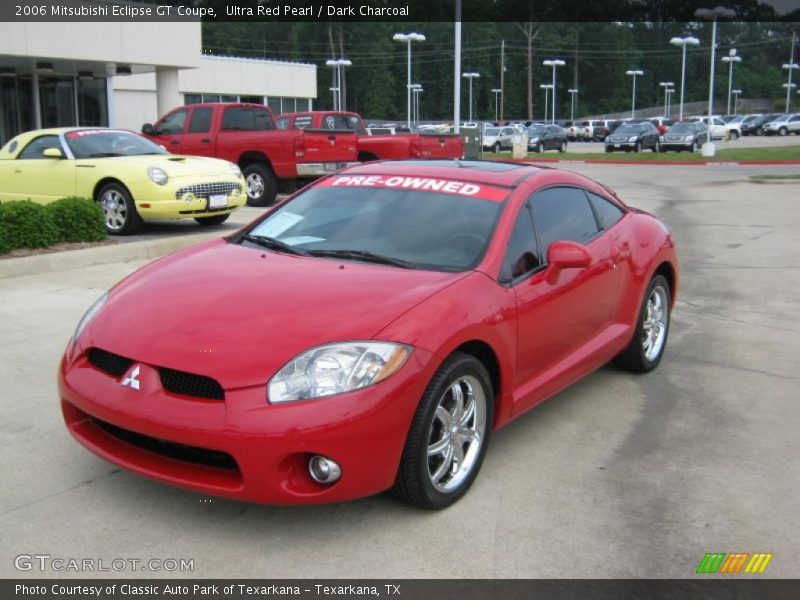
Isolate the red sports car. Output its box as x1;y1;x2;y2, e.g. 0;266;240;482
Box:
59;160;678;509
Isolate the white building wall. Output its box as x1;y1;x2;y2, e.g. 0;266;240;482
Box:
114;90;158;132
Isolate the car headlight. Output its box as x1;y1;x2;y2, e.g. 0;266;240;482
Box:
628;136;638;142
268;341;412;403
72;292;108;342
228;162;242;177
529;137;539;143
147;166;168;186
685;135;694;141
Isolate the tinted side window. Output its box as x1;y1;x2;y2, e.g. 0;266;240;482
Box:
254;109;274;130
222;108;255;131
586;191;624;230
501;204;541;283
18;135;62;159
531;187;600;254
158;109;188;134
275;117;290;130
188;108;212;133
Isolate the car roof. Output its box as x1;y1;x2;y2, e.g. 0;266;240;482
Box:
336;160;545;188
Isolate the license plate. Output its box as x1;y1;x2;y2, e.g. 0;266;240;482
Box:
209;194;227;209
614;144;621;148
324;163;339;172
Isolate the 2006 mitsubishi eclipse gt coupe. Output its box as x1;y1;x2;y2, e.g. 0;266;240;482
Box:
59;160;678;509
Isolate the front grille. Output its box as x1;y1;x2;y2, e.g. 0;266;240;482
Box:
174;181;241;200
665;135;684;142
93;418;238;471
609;135;628;143
87;347;132;378
159;368;225;401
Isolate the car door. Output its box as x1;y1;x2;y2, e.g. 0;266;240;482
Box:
6;134;75;202
509;186;621;415
150;107;189;152
178;106;215;157
789;115;800;133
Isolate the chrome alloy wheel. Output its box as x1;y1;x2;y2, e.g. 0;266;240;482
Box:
100;189;128;232
643;285;668;362
426;375;487;493
246;173;264;199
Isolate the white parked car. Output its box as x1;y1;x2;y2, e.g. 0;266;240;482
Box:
763;114;800;136
691;116;742;140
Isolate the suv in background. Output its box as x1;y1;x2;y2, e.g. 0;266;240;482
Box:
763;114;800;136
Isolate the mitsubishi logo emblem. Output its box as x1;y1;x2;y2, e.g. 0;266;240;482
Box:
121;365;140;390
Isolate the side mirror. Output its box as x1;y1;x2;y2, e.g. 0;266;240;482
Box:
141;123;156;136
547;240;591;270
42;148;63;159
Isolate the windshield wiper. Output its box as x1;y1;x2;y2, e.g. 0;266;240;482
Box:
240;234;309;256
306;249;415;269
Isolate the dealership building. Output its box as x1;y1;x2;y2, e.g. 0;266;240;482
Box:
0;20;317;145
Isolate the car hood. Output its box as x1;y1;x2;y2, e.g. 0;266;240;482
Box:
99;154;236;178
83;239;466;389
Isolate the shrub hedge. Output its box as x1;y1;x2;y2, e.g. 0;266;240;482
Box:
0;197;106;254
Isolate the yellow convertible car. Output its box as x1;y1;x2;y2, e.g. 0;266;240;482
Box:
0;128;246;234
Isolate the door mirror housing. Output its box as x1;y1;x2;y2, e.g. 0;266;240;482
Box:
141;123;156;136
42;148;63;159
547;240;591;270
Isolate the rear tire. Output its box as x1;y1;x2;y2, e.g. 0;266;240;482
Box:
243;163;278;207
558;141;567;153
96;182;142;236
613;275;671;373
393;353;493;510
194;213;231;226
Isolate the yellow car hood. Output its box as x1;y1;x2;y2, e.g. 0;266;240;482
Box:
101;154;237;178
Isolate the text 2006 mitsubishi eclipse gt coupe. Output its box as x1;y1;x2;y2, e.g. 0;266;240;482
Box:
59;160;678;509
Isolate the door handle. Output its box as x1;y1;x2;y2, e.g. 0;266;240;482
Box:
200;138;211;143
170;140;180;145
328;136;336;141
612;242;631;262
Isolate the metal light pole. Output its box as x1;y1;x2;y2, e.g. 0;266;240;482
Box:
491;88;501;122
670;36;700;121
328;87;339;111
539;84;552;122
626;70;643;118
411;85;423;124
721;49;742;114
568;88;578;122
659;82;674;117
784;63;799;113
325;59;352;111
666;88;675;117
696;7;736;156
542;59;565;123
463;72;480;123
393;32;426;129
731;89;742;114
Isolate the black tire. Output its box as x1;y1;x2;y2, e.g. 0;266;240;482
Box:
558;140;567;153
243;163;278;207
690;141;697;153
730;130;739;140
756;128;763;136
536;142;544;153
634;141;642;153
96;182;142;235
779;127;788;137
605;146;613;153
393;352;494;510
494;142;501;153
613;275;671;373
194;213;231;226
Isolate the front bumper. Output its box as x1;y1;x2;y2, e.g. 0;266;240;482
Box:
660;142;695;150
136;178;246;220
606;141;639;149
58;344;439;505
296;162;360;177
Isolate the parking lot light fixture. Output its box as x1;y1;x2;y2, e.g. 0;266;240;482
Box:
783;63;799;113
325;59;351;111
568;89;578;122
539;83;553;123
543;59;566;123
491;88;502;122
463;72;480;123
721;50;742;115
659;82;674;117
393;32;426;129
670;35;700;120
626;70;644;118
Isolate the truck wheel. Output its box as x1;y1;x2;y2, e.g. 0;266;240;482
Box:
243;164;278;207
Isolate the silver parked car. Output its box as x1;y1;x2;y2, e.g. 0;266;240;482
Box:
763;114;800;136
482;126;516;152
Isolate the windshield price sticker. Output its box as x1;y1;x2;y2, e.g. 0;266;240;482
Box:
322;175;509;202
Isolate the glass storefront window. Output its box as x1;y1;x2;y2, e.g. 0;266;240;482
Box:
39;76;76;128
77;78;108;126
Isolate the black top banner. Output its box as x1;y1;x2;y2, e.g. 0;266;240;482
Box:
2;0;800;22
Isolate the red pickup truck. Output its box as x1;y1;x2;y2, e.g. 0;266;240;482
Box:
276;111;463;162
142;103;357;206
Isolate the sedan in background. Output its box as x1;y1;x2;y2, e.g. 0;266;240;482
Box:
482;127;516;152
659;121;707;152
527;124;568;153
59;160;678;509
0;128;245;234
605;121;660;152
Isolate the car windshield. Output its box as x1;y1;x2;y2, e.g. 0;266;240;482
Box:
243;177;508;272
667;123;695;133
615;124;640;135
65;130;168;158
484;128;500;136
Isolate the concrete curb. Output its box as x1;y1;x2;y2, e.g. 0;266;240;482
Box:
0;232;219;280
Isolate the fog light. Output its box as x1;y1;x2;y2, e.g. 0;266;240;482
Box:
231;188;240;198
183;193;195;205
308;455;341;484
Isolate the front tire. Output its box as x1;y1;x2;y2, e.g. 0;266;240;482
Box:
243;163;278;207
494;142;501;153
194;213;231;226
393;353;493;509
558;140;567;153
614;275;671;373
634;141;642;153
779;127;788;137
730;130;739;140
97;182;142;235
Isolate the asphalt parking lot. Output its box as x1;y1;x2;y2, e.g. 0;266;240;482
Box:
1;162;799;578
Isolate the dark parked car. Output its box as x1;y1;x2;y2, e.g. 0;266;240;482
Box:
527;124;568;153
659;121;707;152
605;121;660;152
